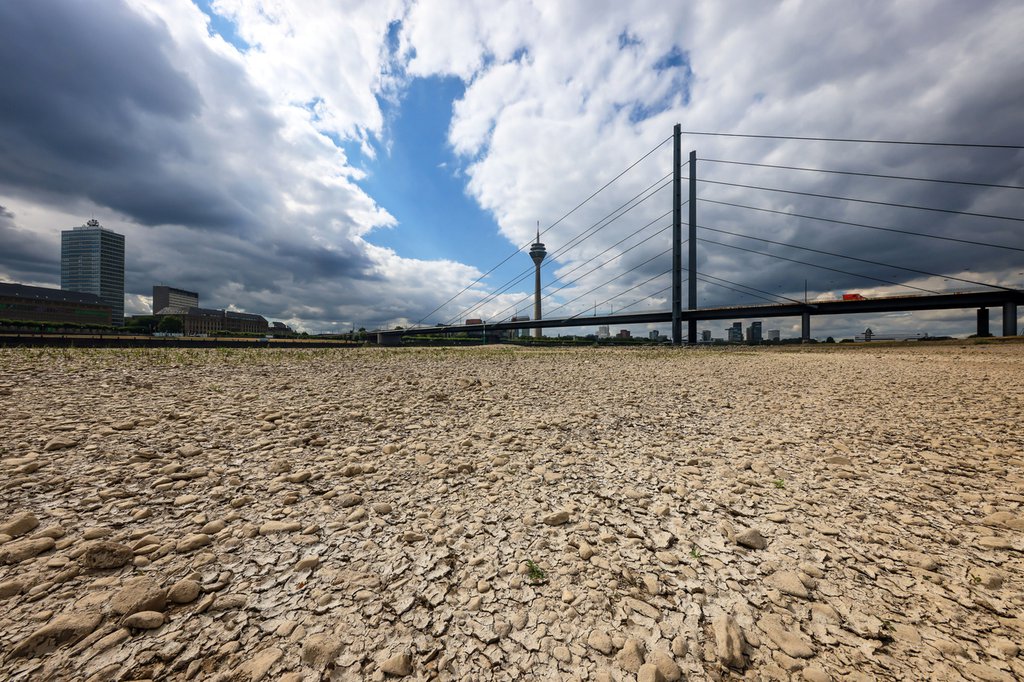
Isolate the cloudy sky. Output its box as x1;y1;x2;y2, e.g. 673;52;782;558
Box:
0;0;1021;338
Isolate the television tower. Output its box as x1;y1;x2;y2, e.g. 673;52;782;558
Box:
529;222;547;338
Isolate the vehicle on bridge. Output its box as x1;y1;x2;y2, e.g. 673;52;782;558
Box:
842;293;867;301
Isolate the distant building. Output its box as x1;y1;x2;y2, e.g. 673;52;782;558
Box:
700;330;712;342
61;219;125;325
153;286;198;313
269;321;294;335
746;321;762;343
597;325;610;340
511;315;530;339
648;329;660;341
727;322;743;343
616;329;631;339
155;306;268;335
864;327;874;342
0;282;111;326
766;329;780;341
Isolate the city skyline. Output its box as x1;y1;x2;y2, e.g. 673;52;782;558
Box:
0;1;1022;338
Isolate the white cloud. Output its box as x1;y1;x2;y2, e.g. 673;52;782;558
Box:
0;0;1021;339
399;0;1024;337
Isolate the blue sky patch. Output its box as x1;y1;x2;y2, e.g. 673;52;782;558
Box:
654;46;687;72
358;76;512;273
618;31;642;49
194;0;249;51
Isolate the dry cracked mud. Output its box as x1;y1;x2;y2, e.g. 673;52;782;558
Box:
0;343;1022;681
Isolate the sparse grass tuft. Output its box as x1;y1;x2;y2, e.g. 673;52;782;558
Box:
525;559;547;585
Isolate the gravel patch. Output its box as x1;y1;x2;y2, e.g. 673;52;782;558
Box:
0;344;1021;680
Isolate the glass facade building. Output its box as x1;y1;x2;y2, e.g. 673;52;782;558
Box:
61;219;125;326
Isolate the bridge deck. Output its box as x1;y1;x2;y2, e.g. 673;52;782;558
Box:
383;289;1022;336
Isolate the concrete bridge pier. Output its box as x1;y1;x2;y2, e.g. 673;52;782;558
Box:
377;332;402;346
1004;303;1018;337
801;312;811;342
977;308;990;337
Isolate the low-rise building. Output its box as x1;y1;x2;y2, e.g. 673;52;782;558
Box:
0;282;112;326
155;305;268;335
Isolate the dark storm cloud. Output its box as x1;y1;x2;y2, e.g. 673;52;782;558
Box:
0;0;268;230
0;206;58;283
272;242;381;284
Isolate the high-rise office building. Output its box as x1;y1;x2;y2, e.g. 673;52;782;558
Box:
746;321;762;343
61;219;125;325
727;322;743;343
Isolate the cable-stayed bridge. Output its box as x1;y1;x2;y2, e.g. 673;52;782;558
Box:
376;126;1024;344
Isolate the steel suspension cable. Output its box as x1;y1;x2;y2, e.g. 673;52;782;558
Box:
566;270;672;320
701;158;1024;191
546;248;672;318
412;135;672;327
699;198;1024;253
488;210;678;323
676;130;1024;150
445;175;673;325
695;223;1017;292
696;234;938;294
696;177;1024;222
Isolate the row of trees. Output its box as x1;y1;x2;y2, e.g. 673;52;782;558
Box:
123;315;182;334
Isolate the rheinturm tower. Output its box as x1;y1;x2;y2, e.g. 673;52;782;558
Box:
529;225;547;338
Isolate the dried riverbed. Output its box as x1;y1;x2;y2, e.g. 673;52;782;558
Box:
0;344;1022;681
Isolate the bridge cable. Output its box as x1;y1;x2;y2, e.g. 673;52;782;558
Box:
524;231;676;319
693;271;808;306
615;273;798;314
545;244;802;320
487;212;677;323
446;176;673;325
566;269;672;320
546;248;672;318
676;130;1024;150
701;158;1024;192
695;223;1018;292
695;177;1024;222
699;198;1024;253
696;235;939;294
412;135;672;328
